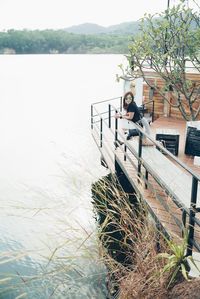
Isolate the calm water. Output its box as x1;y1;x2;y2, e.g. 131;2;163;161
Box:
0;54;125;298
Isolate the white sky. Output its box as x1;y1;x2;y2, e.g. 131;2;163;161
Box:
0;0;198;31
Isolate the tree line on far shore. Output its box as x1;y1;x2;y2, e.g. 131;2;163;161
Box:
0;29;130;54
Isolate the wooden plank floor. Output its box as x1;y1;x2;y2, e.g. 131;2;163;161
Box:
115;149;184;241
123;139;200;208
150;116;200;176
92;116;200;249
115;148;200;247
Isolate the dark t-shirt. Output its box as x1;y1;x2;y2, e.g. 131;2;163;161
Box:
127;102;142;123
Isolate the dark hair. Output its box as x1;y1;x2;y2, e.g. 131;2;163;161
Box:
123;91;134;110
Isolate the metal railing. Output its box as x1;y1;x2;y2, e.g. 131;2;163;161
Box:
91;96;200;256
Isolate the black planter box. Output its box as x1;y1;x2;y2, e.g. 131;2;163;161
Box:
185;126;200;156
156;129;180;156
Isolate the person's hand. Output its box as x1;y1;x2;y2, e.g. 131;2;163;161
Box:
115;113;121;119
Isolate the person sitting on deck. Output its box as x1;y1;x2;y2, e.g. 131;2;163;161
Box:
115;91;151;145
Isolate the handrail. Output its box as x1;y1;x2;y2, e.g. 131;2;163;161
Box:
110;103;200;182
92;106;120;119
91;96;122;105
93;101;200;181
93;103;197;213
91;96;200;255
111;123;195;216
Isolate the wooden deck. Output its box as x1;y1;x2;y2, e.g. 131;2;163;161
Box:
92;115;200;251
115;149;184;241
150;116;200;176
116;139;199;208
115;141;200;244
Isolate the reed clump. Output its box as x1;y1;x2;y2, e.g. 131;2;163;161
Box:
92;174;200;299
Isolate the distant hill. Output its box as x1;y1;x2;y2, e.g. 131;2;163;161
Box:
64;23;107;34
107;21;140;34
64;21;140;35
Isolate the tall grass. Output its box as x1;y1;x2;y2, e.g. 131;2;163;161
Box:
0;181;108;299
92;173;200;299
1;168;200;298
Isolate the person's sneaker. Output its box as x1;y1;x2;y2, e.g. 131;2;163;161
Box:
126;134;132;140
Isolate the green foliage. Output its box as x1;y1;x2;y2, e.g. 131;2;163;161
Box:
124;0;200;120
158;230;200;288
92;174;200;298
0;29;130;54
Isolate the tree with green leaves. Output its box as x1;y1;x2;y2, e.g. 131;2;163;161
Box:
0;29;130;55
120;0;200;121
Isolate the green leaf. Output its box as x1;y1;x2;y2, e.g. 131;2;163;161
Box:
181;263;189;280
167;266;180;288
157;253;170;259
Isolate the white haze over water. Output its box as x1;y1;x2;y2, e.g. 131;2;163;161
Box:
0;54;125;298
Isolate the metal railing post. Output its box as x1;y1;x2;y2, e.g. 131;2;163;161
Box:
182;209;187;237
186;177;198;256
124;145;127;161
145;170;148;189
120;97;123;112
152;100;155;123
100;118;103;148
138;132;143;175
115;110;118;143
108;104;111;128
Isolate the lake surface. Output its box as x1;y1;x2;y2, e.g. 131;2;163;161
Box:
0;54;125;298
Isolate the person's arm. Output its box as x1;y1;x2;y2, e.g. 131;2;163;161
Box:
115;112;134;119
123;112;134;120
115;104;135;119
